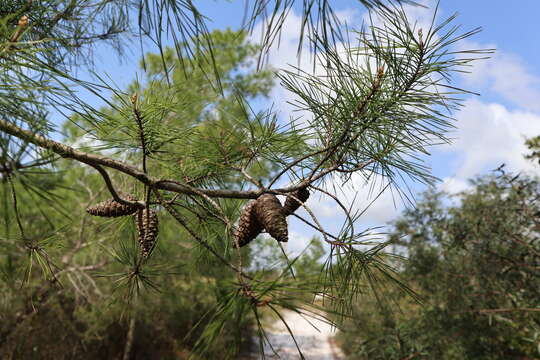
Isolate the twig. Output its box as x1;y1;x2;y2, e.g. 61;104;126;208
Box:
267;70;383;189
237;166;264;188
309;184;356;240
188;188;233;231
153;189;254;280
291;213;340;241
306;70;384;184
6;174;26;240
219;134;263;189
284;191;333;246
477;308;540;314
89;163;144;208
66;272;87;300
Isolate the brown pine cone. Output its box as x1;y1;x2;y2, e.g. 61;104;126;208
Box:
254;194;288;243
136;209;159;258
86;194;138;217
234;200;263;248
283;187;310;215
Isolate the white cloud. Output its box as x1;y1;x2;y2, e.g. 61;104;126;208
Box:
430;34;540;195
459;41;540;112
439;176;469;194
436;98;540;192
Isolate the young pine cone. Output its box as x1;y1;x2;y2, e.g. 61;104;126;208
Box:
254;194;288;243
86;194;138;217
283;187;310;215
136;209;159;258
234;200;263;248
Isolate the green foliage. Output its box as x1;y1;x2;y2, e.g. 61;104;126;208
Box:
339;172;540;360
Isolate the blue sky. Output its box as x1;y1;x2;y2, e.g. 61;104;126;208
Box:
77;0;540;252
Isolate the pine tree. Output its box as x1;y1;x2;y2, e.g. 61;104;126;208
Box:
0;1;489;357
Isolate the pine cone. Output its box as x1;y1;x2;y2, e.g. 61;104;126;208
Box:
234;200;263;248
86;194;138;217
283;187;310;215
136;209;159;258
254;194;288;243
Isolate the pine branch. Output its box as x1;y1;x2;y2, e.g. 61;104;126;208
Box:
0;117;350;199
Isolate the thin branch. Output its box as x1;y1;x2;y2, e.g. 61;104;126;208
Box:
122;297;137;360
283;191;334;246
153;189;254;281
291;213;341;241
89;163;144;208
309;184;356;239
6;174;26;240
306;68;384;183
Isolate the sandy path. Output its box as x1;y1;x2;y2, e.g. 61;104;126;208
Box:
249;310;344;359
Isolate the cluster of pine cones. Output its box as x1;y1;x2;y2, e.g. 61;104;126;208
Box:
86;194;158;259
84;187;309;256
234;187;309;247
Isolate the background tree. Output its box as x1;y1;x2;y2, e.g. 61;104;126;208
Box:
339;170;540;360
0;0;488;358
